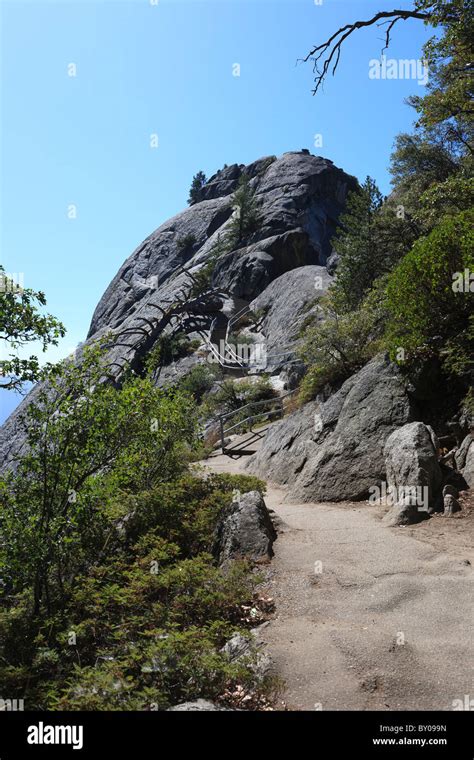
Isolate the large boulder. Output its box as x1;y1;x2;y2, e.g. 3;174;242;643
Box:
212;230;320;300
213;491;277;566
244;400;319;485
443;492;461;517
456;434;474;488
382;422;443;526
246;355;415;502
249;152;357;256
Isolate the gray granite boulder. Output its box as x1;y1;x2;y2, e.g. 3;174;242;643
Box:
211;229;320;300
326;251;340;275
443;494;461;516
221;633;272;681
246;355;416;502
382;422;443;525
456;434;474;488
213;491;277;566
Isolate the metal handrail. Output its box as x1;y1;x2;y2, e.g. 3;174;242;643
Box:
199;320;247;370
224;406;284;436
218;390;296;453
219;392;291;422
225;306;251;365
226;303;251;342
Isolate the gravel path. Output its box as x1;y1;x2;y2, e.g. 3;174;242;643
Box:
201;443;474;711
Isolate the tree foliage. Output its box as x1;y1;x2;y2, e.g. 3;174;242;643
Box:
0;266;65;391
384;209;474;372
330;177;386;312
0;330;277;710
298;285;386;401
408;0;473;156
0;344;197;615
228;175;261;246
187;170;208;205
0;470;270;710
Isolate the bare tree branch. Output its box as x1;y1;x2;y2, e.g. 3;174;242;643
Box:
378;16;403;53
303;9;431;94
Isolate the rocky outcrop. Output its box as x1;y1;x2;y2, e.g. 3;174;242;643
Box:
246;354;415;502
88;152;356;340
212;230;320;300
221;633;272;681
249;265;333;372
381;422;443;526
325;251;340;275
191;157;278;205
213;491;277;566
456;434;474;488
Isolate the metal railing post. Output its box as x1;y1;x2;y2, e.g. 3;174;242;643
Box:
220;416;226;454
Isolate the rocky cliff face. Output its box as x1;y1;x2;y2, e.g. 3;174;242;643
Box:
88;152;355;339
0;151;357;471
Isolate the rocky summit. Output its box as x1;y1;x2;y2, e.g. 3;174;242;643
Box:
88;152;355;339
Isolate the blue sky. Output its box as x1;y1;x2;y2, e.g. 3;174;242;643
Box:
0;0;432;421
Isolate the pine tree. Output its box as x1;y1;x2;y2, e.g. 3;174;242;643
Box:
187;171;207;206
331;177;384;312
228;174;261;245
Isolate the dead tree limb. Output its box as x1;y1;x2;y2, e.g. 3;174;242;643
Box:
176;264;198;284
134;316;157;331
118;327;149;338
303;8;431;94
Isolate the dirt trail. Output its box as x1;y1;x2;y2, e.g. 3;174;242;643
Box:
200;441;474;711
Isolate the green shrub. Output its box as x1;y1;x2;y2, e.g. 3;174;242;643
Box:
0;468;268;710
176;233;196;251
414;175;474;231
179;363;218;402
384;209;474;372
146;331;197;372
121;471;265;550
298;286;386;402
0;345;198;615
203;377;278;422
55;624;262;711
